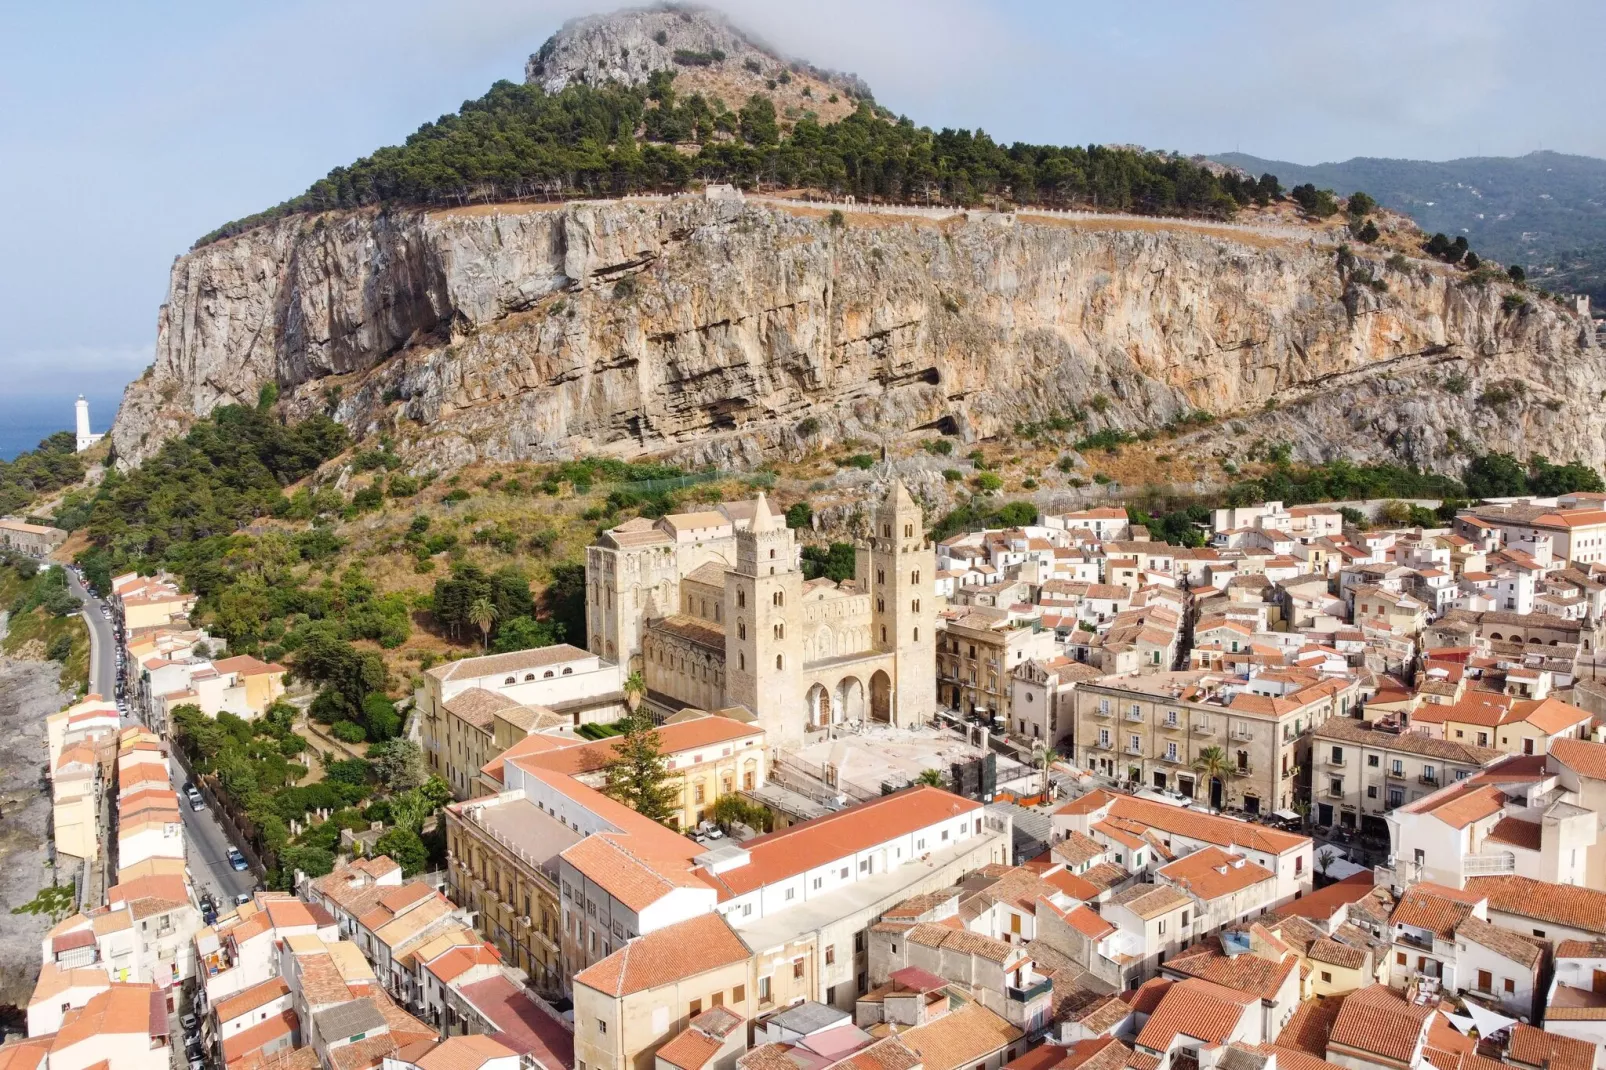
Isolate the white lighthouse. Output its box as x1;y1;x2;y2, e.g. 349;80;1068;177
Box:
75;396;104;453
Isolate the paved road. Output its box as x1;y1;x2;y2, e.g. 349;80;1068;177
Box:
169;753;257;907
66;568;257;908
66;569;116;701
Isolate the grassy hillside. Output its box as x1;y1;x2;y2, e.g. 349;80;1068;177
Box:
1213;150;1606;304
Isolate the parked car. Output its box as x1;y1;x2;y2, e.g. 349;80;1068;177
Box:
227;848;248;871
186;786;205;811
180;1014;198;1033
233;892;252;906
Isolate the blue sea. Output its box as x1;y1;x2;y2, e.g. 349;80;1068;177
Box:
0;390;125;461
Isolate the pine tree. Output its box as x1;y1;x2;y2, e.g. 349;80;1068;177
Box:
602;713;678;825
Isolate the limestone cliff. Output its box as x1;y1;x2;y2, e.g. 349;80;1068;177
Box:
112;197;1603;475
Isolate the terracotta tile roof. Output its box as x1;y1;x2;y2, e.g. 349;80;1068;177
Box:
1548;737;1606;779
1455;916;1542;968
0;1040;51;1070
414;1035;519;1070
1079;862;1130;895
1511;696;1591;734
52;984;163;1048
841;1037;923;1070
1507;1023;1596;1070
1122;978;1172;1016
1053;831;1109;868
1327;985;1431;1065
1134;978;1256;1051
1411;785;1507;829
1485;817;1543;852
573;913;748;997
1103;797;1308;855
220;1009;298;1063
1108;883;1192;921
1162;940;1297;1000
1307;939;1368;970
1268;872;1375;923
1393;883;1485;939
655;1026;725;1070
1556;938;1606;959
1157;847;1274;902
1065;905;1115;940
216;978;291;1023
1466;875;1606;936
888;1000;1022;1070
699;787;982;899
1275;994;1347;1057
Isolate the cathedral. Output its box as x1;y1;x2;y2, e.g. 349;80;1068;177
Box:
584;482;936;746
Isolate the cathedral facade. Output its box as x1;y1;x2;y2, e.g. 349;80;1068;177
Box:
584;483;935;746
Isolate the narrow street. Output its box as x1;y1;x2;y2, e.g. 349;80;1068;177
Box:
66;567;258;906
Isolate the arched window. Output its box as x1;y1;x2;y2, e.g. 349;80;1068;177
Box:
738;621;747;639
543;670;554;679
775;654;783;670
881;626;887;643
773;591;783;607
562;667;572;675
914;627;920;641
739;653;746;671
904;523;914;538
774;623;784;640
524;674;536;682
738;590;746;608
877;569;885;585
912;599;920;613
911;570;921;584
504;677;516;685
877;598;885;613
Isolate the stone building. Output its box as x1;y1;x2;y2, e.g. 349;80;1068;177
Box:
586;484;936;745
1072;670;1360;814
0;517;67;557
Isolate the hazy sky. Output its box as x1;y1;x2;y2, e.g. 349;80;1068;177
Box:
4;0;1602;403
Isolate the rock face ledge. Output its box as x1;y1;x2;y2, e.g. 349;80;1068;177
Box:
112;197;1603;475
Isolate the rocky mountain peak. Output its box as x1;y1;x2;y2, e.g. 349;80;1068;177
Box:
525;3;870;122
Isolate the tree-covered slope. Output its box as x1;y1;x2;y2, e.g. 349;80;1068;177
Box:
198;77;1277;248
1213;150;1606;304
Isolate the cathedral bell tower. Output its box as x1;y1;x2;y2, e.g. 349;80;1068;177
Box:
860;481;936;725
724;493;804;746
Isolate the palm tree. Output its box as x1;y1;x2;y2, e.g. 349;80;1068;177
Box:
916;768;945;788
1191;745;1236;810
1033;745;1061;798
623;671;647;714
468;597;498;651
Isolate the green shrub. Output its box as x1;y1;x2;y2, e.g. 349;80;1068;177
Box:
923;439;953;456
972;472;1004;492
838;453;875;470
942;469;963;482
796;416;821;437
330;720;366;744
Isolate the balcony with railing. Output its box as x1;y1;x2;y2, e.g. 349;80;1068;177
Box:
1125;744;1145;756
1159;719;1184;732
1419;775;1439;787
1462;852;1516;876
1124;710;1146;723
1322;784;1345;799
1092;706;1114;719
1006;977;1054;1003
1396;928;1433;952
1386;768;1407;780
1231;727;1254;741
1156;751;1185;765
1091;739;1113;751
1192;724;1214;736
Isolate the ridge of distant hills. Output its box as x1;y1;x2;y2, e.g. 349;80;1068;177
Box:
1212;150;1606;307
